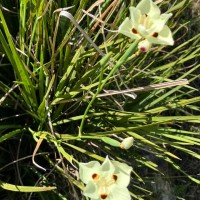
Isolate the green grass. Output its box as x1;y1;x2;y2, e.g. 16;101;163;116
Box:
0;0;200;199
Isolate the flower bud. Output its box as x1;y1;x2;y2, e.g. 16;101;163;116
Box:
138;40;152;52
120;137;134;149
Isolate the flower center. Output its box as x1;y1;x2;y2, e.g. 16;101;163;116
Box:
139;14;152;29
95;174;118;199
131;14;154;37
97;175;117;187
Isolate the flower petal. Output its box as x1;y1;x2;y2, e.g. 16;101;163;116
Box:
83;181;100;200
99;156;116;174
137;0;160;17
147;18;167;34
147;13;172;34
112;161;132;187
118;18;141;40
160;13;173;24
129;7;141;26
79;161;101;184
108;185;131;200
147;25;174;45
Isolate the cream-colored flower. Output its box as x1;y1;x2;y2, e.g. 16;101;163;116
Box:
79;156;132;200
120;137;134;149
118;0;174;46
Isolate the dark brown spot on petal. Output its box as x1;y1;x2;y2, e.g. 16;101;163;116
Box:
112;174;118;182
152;32;158;38
132;28;138;34
100;194;108;199
92;173;99;181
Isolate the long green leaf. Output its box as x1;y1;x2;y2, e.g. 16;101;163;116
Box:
0;181;56;192
0;9;37;110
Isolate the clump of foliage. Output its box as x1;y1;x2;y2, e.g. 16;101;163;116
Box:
0;0;199;199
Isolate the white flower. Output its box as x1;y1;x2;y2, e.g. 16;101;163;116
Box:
79;156;132;200
120;137;134;149
118;0;174;46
